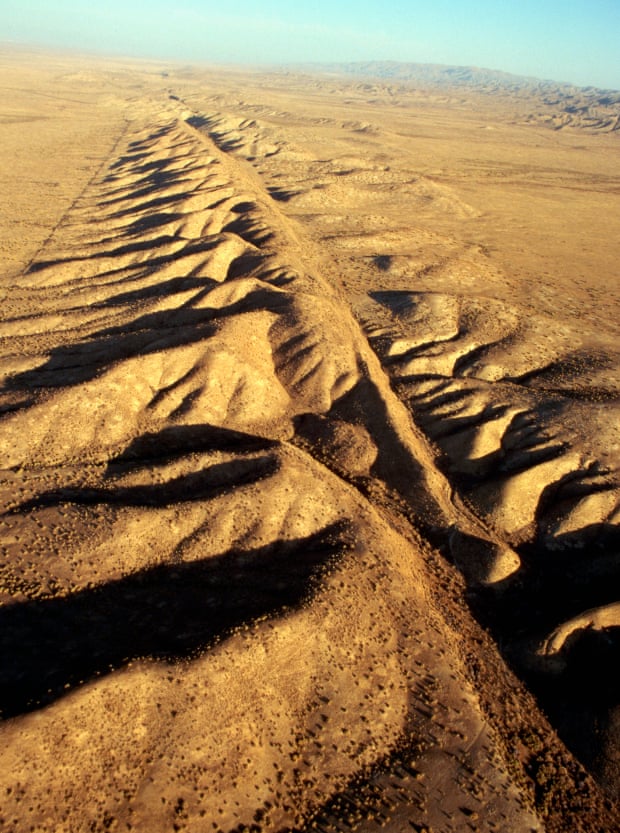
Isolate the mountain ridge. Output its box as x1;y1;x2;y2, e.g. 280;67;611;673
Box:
279;60;620;133
284;59;620;94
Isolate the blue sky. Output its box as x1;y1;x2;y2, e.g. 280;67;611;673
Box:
2;0;619;89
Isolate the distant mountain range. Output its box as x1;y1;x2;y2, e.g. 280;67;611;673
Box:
291;60;617;94
284;61;620;132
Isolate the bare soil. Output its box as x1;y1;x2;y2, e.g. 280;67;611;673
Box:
0;48;618;832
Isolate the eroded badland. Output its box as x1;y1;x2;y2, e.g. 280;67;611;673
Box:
0;48;619;832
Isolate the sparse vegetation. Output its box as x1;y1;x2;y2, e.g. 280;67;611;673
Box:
0;49;617;833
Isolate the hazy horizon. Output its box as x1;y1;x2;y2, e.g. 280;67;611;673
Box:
1;1;619;91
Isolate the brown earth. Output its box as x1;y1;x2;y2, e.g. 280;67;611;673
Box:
0;47;619;832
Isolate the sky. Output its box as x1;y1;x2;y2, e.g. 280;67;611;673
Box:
1;0;619;90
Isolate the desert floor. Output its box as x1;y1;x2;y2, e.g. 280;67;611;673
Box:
1;48;619;832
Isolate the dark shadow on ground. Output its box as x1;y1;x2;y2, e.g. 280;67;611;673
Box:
466;522;620;787
4;284;291;391
0;521;350;719
112;424;280;464
12;453;280;511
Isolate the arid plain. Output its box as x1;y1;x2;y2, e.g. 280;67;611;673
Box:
0;48;619;832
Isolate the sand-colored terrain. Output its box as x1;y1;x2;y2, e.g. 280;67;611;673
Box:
0;48;619;832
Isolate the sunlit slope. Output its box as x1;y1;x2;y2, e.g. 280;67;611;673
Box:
175;73;620;804
0;60;618;833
